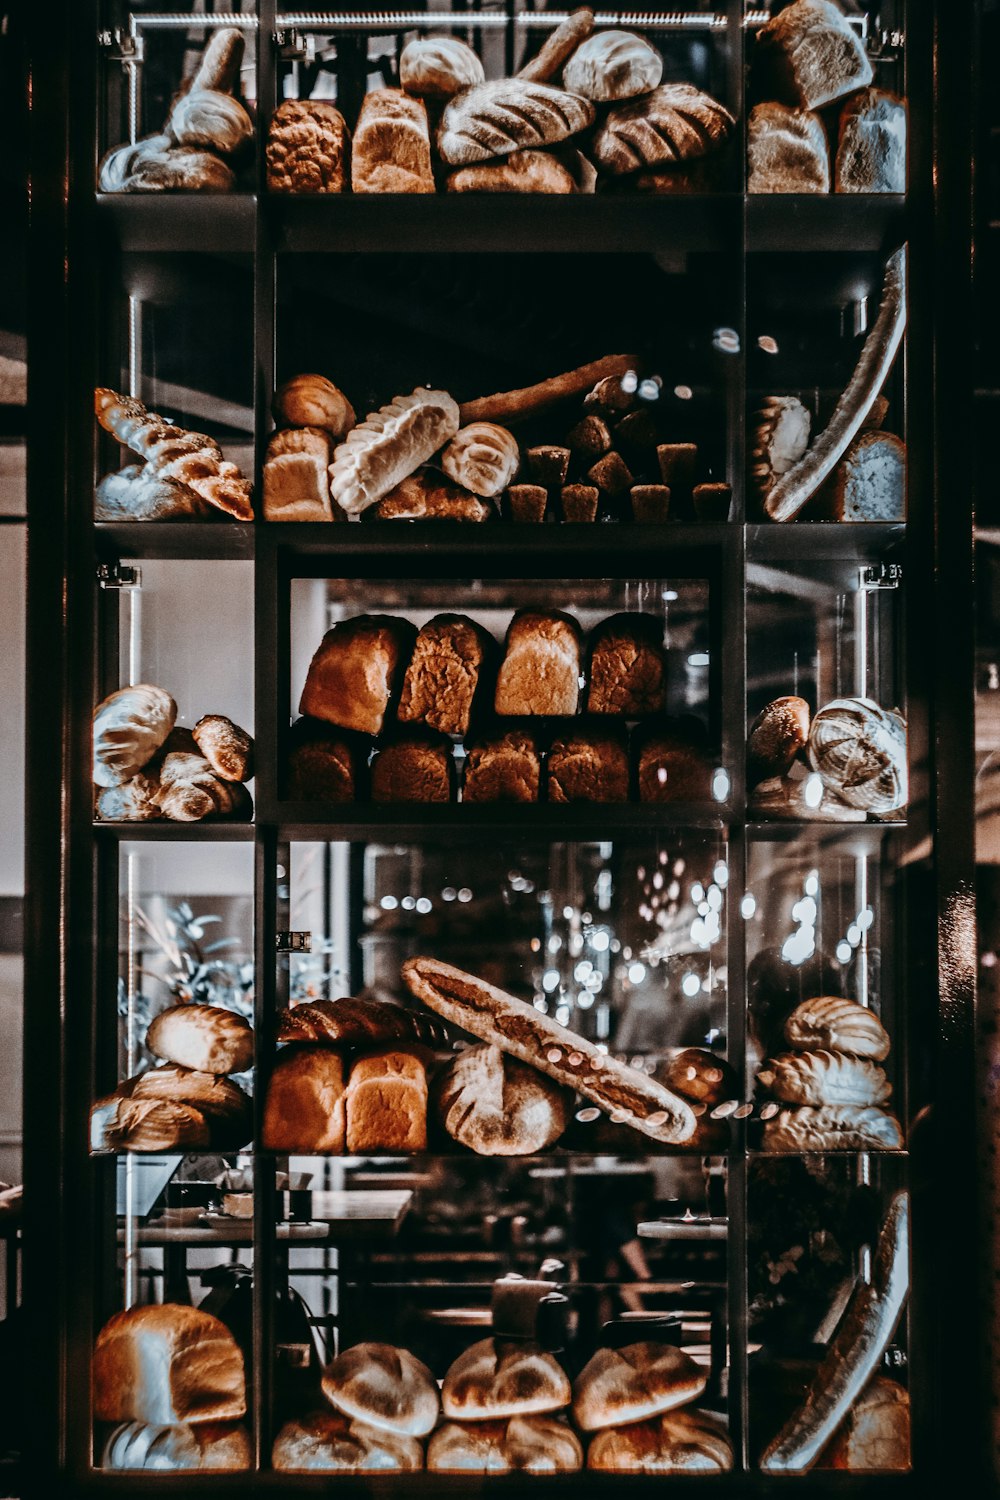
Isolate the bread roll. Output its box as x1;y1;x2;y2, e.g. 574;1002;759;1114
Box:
287;721;367;802
819;1378;910;1470
330;391;460;515
441;423;519;498
428;1415;582;1473
398;614;494;737
463;728;541;802
756;0;873;111
586;613;666;716
95;464;209;521
371;733;454;803
321;1343;439;1437
505;484;548;522
263;427;335;523
763;1104;903;1152
102;1421;251;1471
563;31;663;101
588;1409;733;1472
447;149;576;194
266;101;349;193
93;685;177;788
351;89;434;194
299;615;417;736
572;1342;706;1432
494;610;581;716
829;431;905;522
96;774;161;822
806;697;907;813
748;696;811;783
784;997;891;1062
152;751;248;822
438;80;595;167
110;145;235;192
661;1048;738;1107
262;1045;346;1153
758;1051;891;1108
434;1043;571;1154
835;88;906;194
90;1092;210;1153
374;470;492;522
192;715;253;782
277;996;450;1048
130;1066;252;1145
587;451;633;501
146;1003;253;1075
400;37;484;98
169;89;253;155
592;85;734;175
561;484;599;522
548;725;630;802
92;1305;247;1425
526;446;571;485
635;720;711;802
272;1410;423;1471
274;375;355;438
748;103;830;193
343;1048;429;1153
442;1339;571;1420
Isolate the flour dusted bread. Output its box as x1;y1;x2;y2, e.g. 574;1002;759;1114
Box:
300;615;417;735
434;1043;571;1154
563;31;662;102
758;1051;891;1108
102;1419;251;1471
588;1409;733;1473
93;1304;247;1425
398;614;494;736
151;751;249;822
447;149;577;194
441;423;519;498
784;997;890;1062
572;1342;706;1432
352;89;434;193
494;610;581;717
586;613;667;716
261;1045;346;1153
756;0;873;111
264;427;334;523
748;103;830;193
95;464;210;521
322;1343;439;1437
343;1048;429;1153
428;1416;582;1473
807;697;907;814
130;1066;251;1144
400;37;484;98
548;725;630;802
463;728;541;802
192;714;253;782
273;1411;423;1471
93;685;177;787
438;80;594;167
763;1104;903;1152
170;89;253;155
146;1003;253;1075
96;774;161;822
442;1339;571;1420
267;100;349;193
330;390;460;515
371;732;454;803
592;84;734;175
836;88;906;194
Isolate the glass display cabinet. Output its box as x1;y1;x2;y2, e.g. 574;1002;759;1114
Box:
23;0;981;1493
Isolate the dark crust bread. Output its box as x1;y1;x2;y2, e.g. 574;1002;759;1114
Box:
277;996;450;1048
371;733;454;803
748;696;811;783
463;728;541;802
267;100;349;193
586;613;667;716
592;84;734;176
299;616;417;736
548;725;630;802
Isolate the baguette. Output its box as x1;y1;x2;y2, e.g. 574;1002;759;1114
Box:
460;355;638;426
401;957;696;1144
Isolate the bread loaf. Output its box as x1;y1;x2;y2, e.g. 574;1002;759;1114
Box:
784;998;890;1062
261;1046;346;1153
447;149;577;194
835;88;906;194
146;1003;253;1075
330;390;460;515
272;1411;422;1471
130;1066;251;1145
428;1415;583;1473
829;431;905;521
95;464;209;521
92;1305;247;1425
267;100;349;193
635;720;711;802
548;725;630;802
96;774;161;822
592;84;734;175
170;89;253;155
463;728;541;802
763;1104;903;1152
277;996;450;1049
563;31;662;101
287;721;367;802
263;427;334;523
750;397;812;501
274;375;355;438
756;0;873;110
494;610;581;716
102;1420;251;1471
434;1043;571;1154
90;1092;210;1153
438;80;595;167
374;470;492;522
806;697;907;813
588;1409;733;1473
400;37;484;98
152;751;248;822
748;103;830;193
441;423;519;498
192;714;253;782
344;1048;429;1153
748;696;810;783
442;1339;571;1420
518;8;594;83
106;144;235;192
352;89;434;194
586;613;666;716
758;1051;891;1108
398;614;494;736
93;685;177;788
321;1343;439;1437
572;1342;706;1432
819;1378;910;1470
299;615;417;736
371;733;454;803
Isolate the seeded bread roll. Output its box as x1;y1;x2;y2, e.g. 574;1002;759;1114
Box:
748;696;811;784
586;613;666;716
438;80;595;167
400;37;484;98
563;31;662;101
322;1343;440;1437
758;1051;891;1108
93;685;177;788
548;725;630;802
756;0;873;110
428;1415;583;1473
763;1104;903;1152
785;998;891;1062
102;1419;252;1472
371;733;454;803
93;1305;247;1425
463;728;541;802
261;1046;346;1153
434;1043;571;1154
440;423;519;497
267;100;349;193
374;470;492;522
351;89;434;193
398;614;494;736
572;1343;706;1432
495;610;582;716
146;1003;253;1075
192;715;253;782
263;427;335;523
300;616;417;736
635;719;711;801
447;149;577;194
748;102;830;193
343;1048;429;1153
592;84;734;175
287;720;368;802
588;1409;733;1473
277;996;450;1048
835;88;906;194
442;1339;571;1420
273;1411;423;1472
274;375;356;438
330;391;460;515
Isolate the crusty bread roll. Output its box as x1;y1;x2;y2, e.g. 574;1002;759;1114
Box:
572;1342;706;1432
192;715;253;782
343;1048;429;1153
330;391;460;515
90;1092;210;1153
438;80;594;167
756;0;872;111
277;996;449;1048
586;613;667;716
463;728;541;802
96;774;161;822
264;427;335;523
272;1410;423;1471
494;610;582;716
400;37;484;98
447;149;577;194
592;84;734;175
130;1066;252;1144
588;1409;733;1472
434;1043;571;1154
748;102;830;193
371;733;454;803
92;1305;247;1425
819;1377;910;1471
321;1343;439;1437
267;101;349;194
763;1104;903;1152
428;1415;582;1473
807;697;907;814
442;1339;571;1420
352;89;434;194
169;89;253;155
274;375;355;438
102;1420;251;1471
262;1045;346;1153
93;685;177;788
441;423;519;498
748;696;811;783
146;1003;253;1076
835;88;906;194
374;470;492;522
299;615;417;736
758;1051;891;1108
563;31;662;101
548;726;630;803
398;614;494;737
784;998;890;1062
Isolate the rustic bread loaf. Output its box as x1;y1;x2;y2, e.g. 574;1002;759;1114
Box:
400;37;484;98
806;697;907;813
586;613;667;716
548;725;630;802
572;1342;707;1432
102;1419;251;1471
563;31;662;101
397;614;494;736
322;1342;440;1437
170;89;253;155
588;1409;733;1472
434;1043;571;1154
351;89;434;193
495;610;582;716
287;720;367;802
829;431;905;521
272;1411;423;1471
442;1339;571;1420
462;727;542;802
835;88;906;193
592;84;734;175
330;391;460;515
447;149;577;194
343;1048;429;1152
299;615;417;736
130;1065;251;1144
261;1045;346;1153
92;1304;247;1425
90;1092;210;1153
428;1415;582;1473
277;996;449;1048
438;80;595;166
756;0;873;110
819;1377;910;1470
146;1003;253;1075
748;102;830;193
267;100;349;193
370;733;454;803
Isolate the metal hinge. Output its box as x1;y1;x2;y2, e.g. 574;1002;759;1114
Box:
273;28;317;62
859;563;902;590
98;28;144;64
97;561;141;590
870;27;905;55
276;931;312;953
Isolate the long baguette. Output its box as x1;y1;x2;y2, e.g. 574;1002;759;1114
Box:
459;355;639;426
401;956;696;1145
761;1189;910;1472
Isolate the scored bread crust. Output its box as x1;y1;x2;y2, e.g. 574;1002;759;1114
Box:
785;997;891;1061
438;80;595;166
321;1342;440;1437
563;31;663;102
494;609;581;717
592;84;735;175
446;147;577;194
146;1002;254;1074
763;1104;903;1152
434;1043;571;1154
277;996;449;1048
572;1343;707;1432
587;1409;733;1473
747;102;830;194
757;1050;891;1107
442;1339;571;1420
428;1415;583;1473
329;390;460;514
402;956;696;1144
272;1410;424;1472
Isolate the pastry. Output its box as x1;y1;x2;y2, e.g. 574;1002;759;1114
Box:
592;84;734;175
568;414;611;461
461;354;637;426
504;483;548;522
321;1343;439;1437
152;751;249;821
442;1339;571;1420
447;149;576;194
95;464;209;521
437;80;595;167
287;721;367;801
588;1409;733;1473
748;696;811;783
525;446;570;485
370;733;454;803
343;1048;429;1153
93;1305;246;1425
330;390;460;515
96;775;161;822
758;1051;891;1108
267;99;350;194
399;37;484;98
129;1066;251;1144
272;1411;422;1471
351;89;434;194
261;1046;346;1153
748;103;830;193
828;431;905;521
630;484;671;522
463;728;541;802
263;427;334;523
807;697;907;813
299;615;417;736
192;714;253;782
560;484;599;522
440;423;519;497
756;0;873;111
572;1342;706;1431
836;88;906;194
93;685;177;788
146;1003;253;1075
373;470;492;521
763;1104;904;1152
586;613;666;716
548;725;630;802
273;375;355;438
90;1093;210;1153
434;1043;571;1154
428;1415;582;1473
397;614;494;736
661;1048;738;1107
402;957;697;1145
819;1377;910;1471
102;1420;251;1471
751;397;812;501
169;89;253;155
518;8;594;83
494;610;581;716
784;998;891;1062
563;31;662;101
635;720;711;801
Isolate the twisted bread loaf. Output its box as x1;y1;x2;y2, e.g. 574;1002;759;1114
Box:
95;389;253;520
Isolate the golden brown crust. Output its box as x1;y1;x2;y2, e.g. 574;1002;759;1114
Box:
447;149;576;194
299;616;417;736
463;729;541;802
277;996;449;1048
351;89;433;194
440;423;520;497
460;355;638;426
434;1043;571;1154
273;376;355;437
93;1305;247;1425
374;471;492;522
517;8;594;83
261;1046;346;1153
145;1003;253;1075
758;1051;891;1108
572;1343;707;1432
587;1409;733;1472
192;715;254;782
784;997;891;1061
748;696;811;782
321;1343;439;1437
371;734;454;803
397;615;493;736
495;610;581;716
548;726;630;802
343;1048;429;1153
400;37;484;98
592;84;734;175
586;613;666;716
442;1340;571;1420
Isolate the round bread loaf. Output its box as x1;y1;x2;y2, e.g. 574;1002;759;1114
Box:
563;31;663;101
785;997;890;1061
169;89;253;155
428;1415;582;1473
192;715;254;782
93;684;177;788
321;1343;439;1437
434;1043;571;1155
763;1103;904;1152
757;1051;891;1108
438;80;595;167
587;1408;733;1472
442;1339;571;1420
130;1065;252;1144
400;37;485;97
262;1045;346;1153
272;1410;423;1471
748;696;811;782
572;1342;706;1432
93;1304;246;1425
90;1092;210;1153
102;1420;251;1471
274;374;355;437
807;698;907;813
145;1003;253;1075
819;1377;910;1470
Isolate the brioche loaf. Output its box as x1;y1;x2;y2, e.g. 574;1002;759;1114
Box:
592;84;734;175
398;614;494;736
93;1305;247;1425
572;1342;706;1432
299;615;417;736
563;31;662;101
371;733;454;803
321;1343;439;1437
586;613;667;716
267;100;349;193
330;391;460;514
146;1003;253;1075
438;80;595;167
494;610;581;716
748;102;830;193
261;1045;346;1153
93;685;177;788
442;1339;571;1420
343;1048;429;1153
272;1410;423;1471
756;0;873;110
351;89;434;193
463;728;541;802
400;37;484;98
434;1043;571;1154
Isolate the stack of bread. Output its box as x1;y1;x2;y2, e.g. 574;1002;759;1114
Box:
95;1304;251;1471
266;12;734;198
90;1003;253;1153
747;693;906;820
747;0;905;196
758;997;903;1152
93;685;254;823
575;1342;731;1472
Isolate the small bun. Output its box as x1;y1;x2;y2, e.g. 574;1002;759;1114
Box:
274;374;356;438
321;1343;440;1437
563;31;663;101
192;714;254;782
